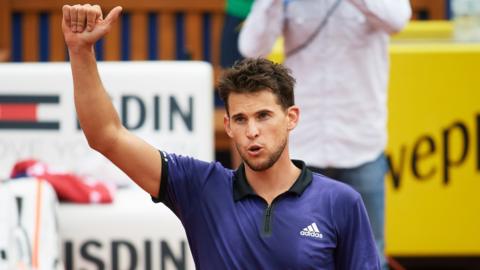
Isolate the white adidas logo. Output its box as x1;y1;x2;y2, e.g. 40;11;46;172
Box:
299;222;323;239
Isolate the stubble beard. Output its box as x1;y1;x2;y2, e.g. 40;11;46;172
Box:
237;136;288;172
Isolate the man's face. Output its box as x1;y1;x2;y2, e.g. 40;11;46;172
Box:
224;90;299;171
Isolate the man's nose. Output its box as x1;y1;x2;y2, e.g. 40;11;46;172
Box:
246;121;259;139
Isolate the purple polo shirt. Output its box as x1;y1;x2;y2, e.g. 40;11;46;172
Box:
153;151;380;269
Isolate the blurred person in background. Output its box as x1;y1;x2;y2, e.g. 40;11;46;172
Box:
239;0;411;269
62;4;381;268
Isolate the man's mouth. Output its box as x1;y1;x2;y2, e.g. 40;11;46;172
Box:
247;144;263;155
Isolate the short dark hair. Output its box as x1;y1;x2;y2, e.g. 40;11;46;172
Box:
217;58;296;114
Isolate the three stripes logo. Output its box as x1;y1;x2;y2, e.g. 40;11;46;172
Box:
0;95;60;130
300;222;323;239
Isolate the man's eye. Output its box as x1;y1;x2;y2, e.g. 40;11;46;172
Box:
234;117;246;123
258;112;270;120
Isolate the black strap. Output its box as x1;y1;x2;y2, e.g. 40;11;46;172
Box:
152;150;169;203
285;0;343;57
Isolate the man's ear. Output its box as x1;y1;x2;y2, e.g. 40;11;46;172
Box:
286;106;300;131
224;114;233;138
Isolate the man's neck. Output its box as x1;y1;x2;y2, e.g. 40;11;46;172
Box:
244;153;301;205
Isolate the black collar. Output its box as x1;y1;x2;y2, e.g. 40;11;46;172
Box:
233;160;313;201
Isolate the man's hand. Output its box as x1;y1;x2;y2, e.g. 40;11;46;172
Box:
62;4;122;52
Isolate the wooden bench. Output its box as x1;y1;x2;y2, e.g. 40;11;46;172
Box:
411;0;448;20
0;0;225;61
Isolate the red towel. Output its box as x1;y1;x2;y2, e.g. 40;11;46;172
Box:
10;159;114;204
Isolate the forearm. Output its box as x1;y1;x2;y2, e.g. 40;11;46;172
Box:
69;47;122;152
238;0;283;58
349;0;412;34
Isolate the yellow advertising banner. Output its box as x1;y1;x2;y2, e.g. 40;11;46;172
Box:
386;42;480;255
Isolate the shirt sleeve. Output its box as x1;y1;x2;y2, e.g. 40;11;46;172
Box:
151;151;227;222
349;0;412;34
334;193;381;270
238;0;284;58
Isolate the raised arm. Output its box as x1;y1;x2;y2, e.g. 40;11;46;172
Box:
349;0;412;34
62;4;162;197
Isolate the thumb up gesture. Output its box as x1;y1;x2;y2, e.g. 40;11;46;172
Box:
62;4;122;51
